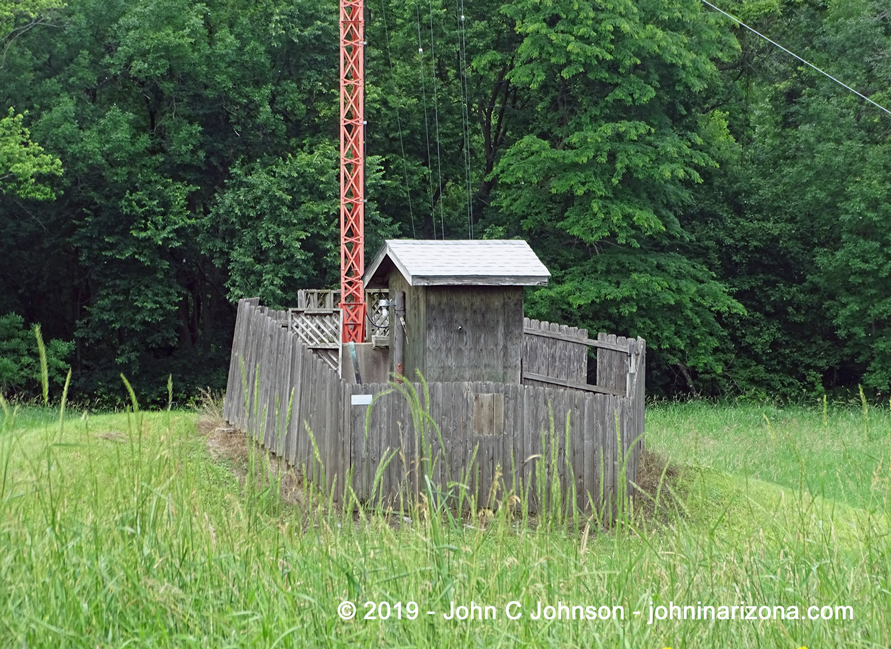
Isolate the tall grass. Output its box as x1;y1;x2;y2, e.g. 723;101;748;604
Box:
358;374;611;533
648;397;891;509
0;372;889;646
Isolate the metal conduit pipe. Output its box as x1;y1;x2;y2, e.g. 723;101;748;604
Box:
394;291;405;379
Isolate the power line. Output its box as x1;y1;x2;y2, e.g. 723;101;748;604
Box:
415;3;437;238
428;0;446;239
701;0;891;117
457;2;474;239
379;0;417;238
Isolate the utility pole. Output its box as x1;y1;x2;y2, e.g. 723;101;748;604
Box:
339;0;366;343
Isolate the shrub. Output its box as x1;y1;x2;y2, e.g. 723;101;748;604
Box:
0;313;72;398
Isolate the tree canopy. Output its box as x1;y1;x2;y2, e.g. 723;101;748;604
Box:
1;0;889;403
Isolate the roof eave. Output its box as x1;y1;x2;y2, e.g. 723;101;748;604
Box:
362;239;551;288
362;242;415;287
412;275;549;287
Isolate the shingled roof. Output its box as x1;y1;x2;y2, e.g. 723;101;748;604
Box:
363;240;551;288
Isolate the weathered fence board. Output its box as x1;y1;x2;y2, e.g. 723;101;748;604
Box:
582;395;597;509
245;306;263;437
224;299;645;514
223;299;243;424
597;333;627;395
571;388;586;509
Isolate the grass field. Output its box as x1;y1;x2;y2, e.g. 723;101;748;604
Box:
1;391;889;648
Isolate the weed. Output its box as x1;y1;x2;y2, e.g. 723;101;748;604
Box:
0;381;888;647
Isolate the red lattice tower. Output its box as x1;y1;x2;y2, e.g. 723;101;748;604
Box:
339;0;366;343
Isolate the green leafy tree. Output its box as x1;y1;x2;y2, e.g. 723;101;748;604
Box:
4;0;891;402
202;145;397;308
689;0;891;395
1;0;65;43
0;109;61;200
485;0;743;387
1;1;65;199
0;0;349;402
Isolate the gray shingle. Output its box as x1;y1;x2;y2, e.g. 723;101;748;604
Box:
364;240;550;287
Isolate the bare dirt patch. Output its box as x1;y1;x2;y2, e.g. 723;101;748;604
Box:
199;406;308;508
632;447;685;522
205;426;250;467
96;431;127;443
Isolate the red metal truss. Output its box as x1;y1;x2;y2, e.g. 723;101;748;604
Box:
340;0;366;343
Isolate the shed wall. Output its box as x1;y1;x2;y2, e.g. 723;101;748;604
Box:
424;286;524;383
388;273;427;380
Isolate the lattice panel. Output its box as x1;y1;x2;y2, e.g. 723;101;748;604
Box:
298;290;341;310
294;289;389;344
313;349;341;372
365;289;390;338
288;308;342;372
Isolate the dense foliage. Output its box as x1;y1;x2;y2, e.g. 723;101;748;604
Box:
0;314;71;394
0;0;889;402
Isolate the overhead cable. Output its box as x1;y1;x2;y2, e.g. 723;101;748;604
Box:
379;0;417;238
415;4;438;238
701;0;891;117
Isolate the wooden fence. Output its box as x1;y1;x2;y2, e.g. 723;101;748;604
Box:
522;318;588;388
223;298;348;499
224;299;645;513
522;318;644;398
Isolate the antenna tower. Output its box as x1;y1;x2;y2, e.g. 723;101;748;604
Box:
340;0;366;342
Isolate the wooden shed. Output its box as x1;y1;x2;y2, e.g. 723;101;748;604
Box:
363;240;551;384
